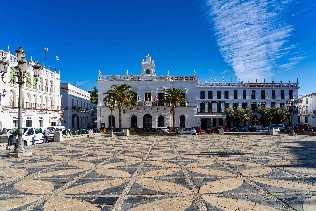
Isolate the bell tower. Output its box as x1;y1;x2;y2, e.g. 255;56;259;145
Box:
141;54;156;77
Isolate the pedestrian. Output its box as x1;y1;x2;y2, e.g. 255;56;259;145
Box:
44;129;49;143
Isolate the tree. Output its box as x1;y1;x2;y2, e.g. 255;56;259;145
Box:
225;108;252;127
89;87;98;105
272;107;290;124
164;88;186;130
257;107;273;126
104;84;137;129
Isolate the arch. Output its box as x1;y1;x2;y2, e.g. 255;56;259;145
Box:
108;115;115;128
131;115;138;128
158;115;165;127
72;114;79;130
143;114;152;129
180;115;186;128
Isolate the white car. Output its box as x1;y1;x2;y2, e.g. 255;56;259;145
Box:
22;128;44;146
179;128;197;135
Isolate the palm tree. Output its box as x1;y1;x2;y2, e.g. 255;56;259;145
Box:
164;88;186;130
89;87;98;105
225;108;234;127
104;84;137;129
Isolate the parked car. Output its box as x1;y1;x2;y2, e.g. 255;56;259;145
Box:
180;128;197;135
22;128;44;146
194;127;205;135
157;127;170;135
270;124;285;132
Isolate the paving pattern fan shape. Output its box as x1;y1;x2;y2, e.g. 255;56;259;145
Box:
0;134;316;210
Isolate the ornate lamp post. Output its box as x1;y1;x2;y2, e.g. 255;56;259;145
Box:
1;47;42;157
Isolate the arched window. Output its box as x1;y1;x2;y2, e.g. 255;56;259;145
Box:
108;115;115;128
143;114;152;129
158;115;165;127
180;115;186;128
131;115;138;128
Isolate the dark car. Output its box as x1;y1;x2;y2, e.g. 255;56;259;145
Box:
194;127;205;135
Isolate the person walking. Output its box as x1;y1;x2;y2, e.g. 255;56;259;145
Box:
44;129;49;143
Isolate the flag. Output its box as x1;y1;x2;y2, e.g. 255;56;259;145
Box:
43;48;49;56
56;56;60;61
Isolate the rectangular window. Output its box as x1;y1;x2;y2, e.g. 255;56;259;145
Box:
280;103;285;108
261;90;266;99
251;103;257;111
233;103;239;109
243;90;247;99
200;103;205;113
272;90;276;99
208;102;212;113
224;91;229;99
234;90;238;99
13;120;18;128
200;91;205;99
281;90;285;99
271;102;276;108
218;118;224;126
217;91;221;99
242;103;247;109
158;93;165;106
217;102;222;113
251;90;256;99
26;120;32;127
39;119;43;127
208;91;213;99
305;116;308;124
289;90;293;99
145;92;151;101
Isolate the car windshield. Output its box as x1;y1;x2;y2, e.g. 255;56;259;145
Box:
35;128;42;134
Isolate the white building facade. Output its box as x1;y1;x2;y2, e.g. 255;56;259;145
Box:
97;55;299;129
297;93;316;128
61;83;95;130
0;50;61;130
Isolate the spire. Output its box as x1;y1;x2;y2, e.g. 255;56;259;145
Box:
97;69;102;80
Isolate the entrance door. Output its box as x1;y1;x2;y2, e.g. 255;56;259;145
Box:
143;114;152;129
201;118;207;130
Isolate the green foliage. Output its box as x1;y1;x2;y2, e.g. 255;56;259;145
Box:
164;88;186;129
33;77;38;89
26;72;32;88
10;69;16;84
225;106;290;127
104;84;137;129
89;87;98;105
225;108;252;127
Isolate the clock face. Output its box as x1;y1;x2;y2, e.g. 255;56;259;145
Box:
145;69;151;74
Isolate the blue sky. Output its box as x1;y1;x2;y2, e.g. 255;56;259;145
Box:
1;0;315;95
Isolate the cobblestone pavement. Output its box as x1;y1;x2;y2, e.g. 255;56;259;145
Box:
1;134;316;211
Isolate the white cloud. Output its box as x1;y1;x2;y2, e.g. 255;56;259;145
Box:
207;0;301;81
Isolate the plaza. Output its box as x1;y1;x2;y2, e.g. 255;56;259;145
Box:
1;134;316;210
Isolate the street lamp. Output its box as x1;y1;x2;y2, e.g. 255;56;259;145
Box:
0;55;9;81
1;47;42;157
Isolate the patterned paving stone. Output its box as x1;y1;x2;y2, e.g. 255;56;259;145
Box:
1;134;316;210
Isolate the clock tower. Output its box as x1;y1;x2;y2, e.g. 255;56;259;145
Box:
141;54;156;79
